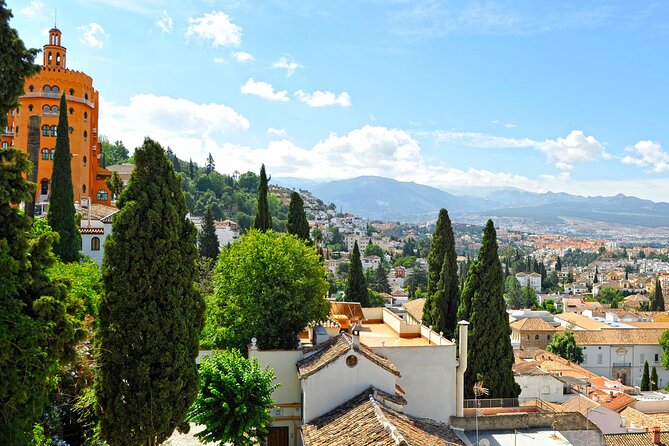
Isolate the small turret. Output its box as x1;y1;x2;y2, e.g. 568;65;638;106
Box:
43;28;66;69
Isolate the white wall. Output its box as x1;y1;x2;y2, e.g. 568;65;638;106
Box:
579;345;669;388
516;373;568;403
301;352;396;423
374;344;456;423
249;350;303;407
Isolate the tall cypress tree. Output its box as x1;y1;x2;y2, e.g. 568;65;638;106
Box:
555;256;562;271
199;206;220;260
423;209;451;325
253;164;272;232
287;191;310;242
653;279;665;312
457;220;519;399
430;210;459;338
641;361;650;391
96;138;205;445
188;158;195;179
346;241;369;306
205;152;215;174
47;94;80;262
651;366;659;391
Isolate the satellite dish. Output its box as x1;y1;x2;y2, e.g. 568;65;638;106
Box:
479;439;491;446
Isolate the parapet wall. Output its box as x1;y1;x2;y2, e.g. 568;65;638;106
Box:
450;412;596;432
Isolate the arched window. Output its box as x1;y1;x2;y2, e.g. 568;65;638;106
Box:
2;142;8;148
69;88;74;95
50;126;57;137
40;179;49;195
48;52;52;64
44;85;51;95
42;125;50;136
82;184;87;194
97;190;109;201
69;127;73;134
43;105;51;116
51;86;59;98
69;107;74;115
51;106;59;116
84;111;88;121
56;53;61;66
41;149;50;160
28;85;34;92
83;130;88;141
50;150;55;160
83;156;87;167
84;93;89;101
28;104;33;112
91;237;101;251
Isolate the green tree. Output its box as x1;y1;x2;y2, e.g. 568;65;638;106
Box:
0;148;82;444
205;229;329;351
47;94;80;262
522;285;538;309
99;138;129;166
593;266;599;284
546;330;584;364
555;256;562;271
187;350;279;446
457;220;519;399
346;241;370;306
504;275;523;309
370;264;391;294
660;330;669;370
364;243;384;258
0;0;40;128
199;207;220;261
406;267;427;299
653;279;665;311
105;170;125;200
205;152;215;174
287;191;310;242
96;138;205;445
641;361;650;391
253;164;272;232
188;158;196;179
651;366;659;391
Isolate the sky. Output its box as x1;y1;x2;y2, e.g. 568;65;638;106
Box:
7;0;669;201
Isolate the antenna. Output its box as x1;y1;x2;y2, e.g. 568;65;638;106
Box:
54;9;57;27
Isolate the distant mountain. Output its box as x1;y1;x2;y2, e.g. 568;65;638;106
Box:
278;175;669;228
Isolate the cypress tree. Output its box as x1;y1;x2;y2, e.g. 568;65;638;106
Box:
371;264;391;294
430;210;459;338
287;191;310;242
651;366;659;391
199;206;220;260
653;279;665;312
96;138;205;445
423;209;451;326
457;219;519;399
47;94;80;263
188;158;195;179
641;361;650;391
594;266;599;284
555;256;562;271
253;164;272;232
205;152;215;174
346;241;369;306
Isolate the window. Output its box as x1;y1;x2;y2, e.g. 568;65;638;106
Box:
641;354;645;364
655;354;659;363
44;85;51;95
40;179;49;195
28;104;33;112
534;334;540;341
43;105;51;116
97;189;109;201
69;127;73;134
82;184;87;194
69;88;74;95
56;53;61;66
51;106;58;117
83;156;87;167
50;150;55;160
50;126;57;137
597;354;603;365
52;86;60;97
69;107;74;115
2;142;8;148
84;93;89;101
42;125;50;136
41;149;50;160
91;237;101;251
84;111;88;121
547;335;552;341
48;52;52;64
28;85;34;92
83;130;88;141
526;335;530;341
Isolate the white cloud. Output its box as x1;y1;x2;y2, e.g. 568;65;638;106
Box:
213;57;226;64
431;129;607;170
233;51;255;62
240;78;289;102
99;94;250;154
272;56;299;77
157;10;173;33
19;0;43;17
186;11;241;47
77;23;107;48
622;140;669;173
268;128;287;137
505;122;517;128
294;90;351;108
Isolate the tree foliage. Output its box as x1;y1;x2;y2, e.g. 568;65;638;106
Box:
47;94;80;262
429;210;460;338
287;191;310;242
0;0;40;128
206;229;329;351
0;148;83;444
253;164;272;232
660;330;669;370
199;207;220;260
105;170;125;200
457;220;519;399
369;264;391;294
99;138;129;167
546;330;584;364
641;361;650;391
504;275;523;309
188;350;279;446
364;243;384;258
652;279;665;312
651;366;659;391
96;138;204;445
346;241;370;306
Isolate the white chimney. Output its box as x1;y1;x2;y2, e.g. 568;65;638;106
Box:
351;324;361;347
456;320;469;417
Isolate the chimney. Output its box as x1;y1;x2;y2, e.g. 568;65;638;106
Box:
351;324;361;347
456;320;469;417
653;426;661;444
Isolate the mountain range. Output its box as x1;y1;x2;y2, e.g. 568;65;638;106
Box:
274;176;669;229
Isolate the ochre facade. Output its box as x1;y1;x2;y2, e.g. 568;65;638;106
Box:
2;27;111;206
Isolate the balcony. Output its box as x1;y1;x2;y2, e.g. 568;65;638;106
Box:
20;92;95;108
613;362;631;367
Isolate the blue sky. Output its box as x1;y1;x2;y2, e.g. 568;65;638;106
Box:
7;0;669;201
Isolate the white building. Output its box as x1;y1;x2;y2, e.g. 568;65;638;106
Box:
516;272;542;293
78;202;118;264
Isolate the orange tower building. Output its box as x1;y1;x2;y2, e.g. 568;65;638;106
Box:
2;27;111;209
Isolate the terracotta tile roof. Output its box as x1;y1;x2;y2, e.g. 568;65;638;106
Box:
628;322;669;329
555;313;609;330
402;298;425;323
510;317;559;332
604;431;669;446
573;329;665;346
78;203;118;221
297;334;400;379
518;349;598;380
620;407;669;431
560;394;599;415
79;227;104;235
599;392;636;413
301;389;464;446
